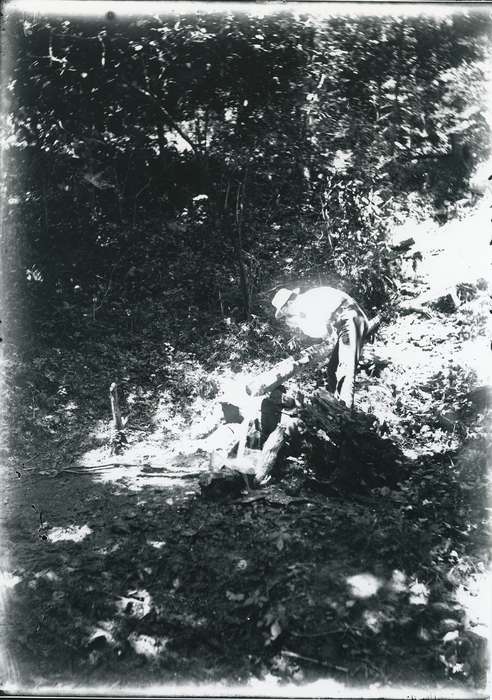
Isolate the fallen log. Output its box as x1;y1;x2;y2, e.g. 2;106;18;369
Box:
219;313;380;416
256;424;287;483
244;339;334;397
245;315;380;400
214;344;328;465
194;312;384;494
397;302;433;318
208;315;381;476
215;338;340;464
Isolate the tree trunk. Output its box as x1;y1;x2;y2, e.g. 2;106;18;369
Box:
223;181;250;319
234;178;250;318
234;231;250;318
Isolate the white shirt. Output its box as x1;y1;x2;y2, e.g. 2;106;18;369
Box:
284;287;362;339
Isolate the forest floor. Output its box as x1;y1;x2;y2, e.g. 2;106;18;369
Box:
1;208;491;695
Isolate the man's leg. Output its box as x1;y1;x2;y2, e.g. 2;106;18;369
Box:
335;313;367;408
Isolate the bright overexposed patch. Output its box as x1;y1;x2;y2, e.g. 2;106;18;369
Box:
46;524;92;543
88;420;112;442
388;569;407;594
347;573;382;599
362;609;385;634
6;0;477;22
116;588;153;619
418;201;491;288
34;569;60;582
0;571;21;591
87;623;116;647
470;158;492;195
167;132;192;153
128;633;168;658
454;336;492;386
332;149;352;173
4;677;482;700
287;312;329;340
408;580;430;606
454;569;490;638
148;540;166;549
391;215;437;248
219;375;253;406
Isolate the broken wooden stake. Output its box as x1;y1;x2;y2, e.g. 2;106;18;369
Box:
109;382;127;455
110;382;123;430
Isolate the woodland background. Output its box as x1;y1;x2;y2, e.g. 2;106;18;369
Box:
0;5;490;692
1;8;490;346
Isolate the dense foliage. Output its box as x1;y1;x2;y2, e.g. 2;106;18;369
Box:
1;8;490;352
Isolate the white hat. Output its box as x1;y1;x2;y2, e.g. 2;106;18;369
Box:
272;287;299;318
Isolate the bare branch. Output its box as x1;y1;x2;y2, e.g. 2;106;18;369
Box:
123;83;201;154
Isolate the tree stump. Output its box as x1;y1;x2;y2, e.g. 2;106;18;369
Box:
199;467;248;500
299;389;406;490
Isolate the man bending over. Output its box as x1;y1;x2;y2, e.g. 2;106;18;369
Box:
272;286;371;409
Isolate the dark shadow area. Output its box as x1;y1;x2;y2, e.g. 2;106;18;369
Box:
2;296;490;691
3;408;488;689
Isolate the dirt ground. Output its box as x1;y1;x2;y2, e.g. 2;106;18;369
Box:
0;207;490;695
